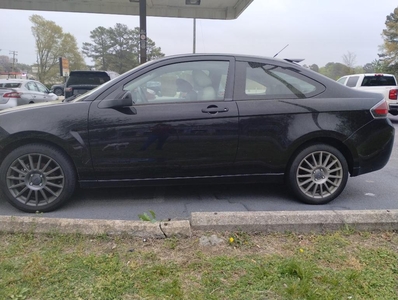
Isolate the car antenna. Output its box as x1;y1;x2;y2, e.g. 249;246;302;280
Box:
273;44;289;58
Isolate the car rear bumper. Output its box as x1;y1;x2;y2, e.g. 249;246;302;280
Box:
389;103;398;115
348;119;395;176
0;99;18;110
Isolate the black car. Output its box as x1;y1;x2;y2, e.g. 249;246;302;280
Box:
0;54;394;212
50;83;65;96
63;70;119;98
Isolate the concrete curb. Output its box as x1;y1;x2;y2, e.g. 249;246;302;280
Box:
0;210;397;238
191;210;398;233
0;216;191;238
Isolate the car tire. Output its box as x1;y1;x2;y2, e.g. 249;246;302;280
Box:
53;88;63;96
0;144;76;213
287;144;348;205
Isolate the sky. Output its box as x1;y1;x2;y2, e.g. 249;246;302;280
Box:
0;0;397;68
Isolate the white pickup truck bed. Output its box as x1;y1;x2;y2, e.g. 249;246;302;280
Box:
337;73;398;115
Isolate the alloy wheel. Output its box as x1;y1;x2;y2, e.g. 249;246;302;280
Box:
6;153;65;208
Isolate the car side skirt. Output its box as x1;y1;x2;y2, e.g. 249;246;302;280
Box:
78;173;285;188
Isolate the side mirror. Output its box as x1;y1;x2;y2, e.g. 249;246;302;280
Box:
98;91;133;109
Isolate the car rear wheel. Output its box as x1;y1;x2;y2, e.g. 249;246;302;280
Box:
0;144;76;212
288;144;348;204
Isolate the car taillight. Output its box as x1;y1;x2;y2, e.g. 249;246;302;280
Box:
65;87;72;92
371;100;389;118
3;92;21;98
389;89;397;100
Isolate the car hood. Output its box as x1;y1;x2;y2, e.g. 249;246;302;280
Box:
0;99;65;115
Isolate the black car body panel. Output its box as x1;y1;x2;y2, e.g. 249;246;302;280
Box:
0;101;94;179
0;54;394;212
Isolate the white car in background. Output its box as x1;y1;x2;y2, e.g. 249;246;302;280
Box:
0;79;58;110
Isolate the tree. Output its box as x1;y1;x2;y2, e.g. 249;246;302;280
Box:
0;55;11;72
30;15;86;84
309;64;319;72
83;23;165;73
342;51;357;74
82;26;112;70
380;6;398;74
319;62;350;80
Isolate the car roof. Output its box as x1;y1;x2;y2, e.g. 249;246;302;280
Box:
0;79;30;82
69;70;115;74
151;53;303;63
343;73;395;77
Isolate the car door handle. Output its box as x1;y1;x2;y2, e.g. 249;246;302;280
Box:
201;106;229;114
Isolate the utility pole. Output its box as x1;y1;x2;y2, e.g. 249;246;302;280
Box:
9;50;18;78
193;18;196;53
139;0;147;64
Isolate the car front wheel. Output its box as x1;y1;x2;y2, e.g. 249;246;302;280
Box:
53;88;63;96
288;144;348;205
0;144;76;212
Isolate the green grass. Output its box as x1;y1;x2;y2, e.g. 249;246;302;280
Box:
1;230;397;299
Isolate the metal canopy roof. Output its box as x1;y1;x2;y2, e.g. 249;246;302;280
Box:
0;0;254;20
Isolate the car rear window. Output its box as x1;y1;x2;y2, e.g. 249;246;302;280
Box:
0;83;21;88
346;76;359;87
67;72;111;86
361;75;397;86
236;61;325;100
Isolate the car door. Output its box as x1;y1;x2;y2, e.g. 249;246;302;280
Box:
233;59;326;175
22;81;39;104
34;81;56;102
88;58;239;181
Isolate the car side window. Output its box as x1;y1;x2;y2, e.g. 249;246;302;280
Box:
346;76;359;87
35;82;49;93
235;61;325;100
122;61;229;104
26;82;39;91
337;77;347;85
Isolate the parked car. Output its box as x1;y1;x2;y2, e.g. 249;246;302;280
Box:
50;83;65;96
0;54;394;212
63;70;119;99
337;73;398;115
0;79;58;110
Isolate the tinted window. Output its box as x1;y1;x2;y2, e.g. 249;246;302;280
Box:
67;72;111;85
361;75;397;86
121;61;229;104
346;76;359;87
236;61;324;100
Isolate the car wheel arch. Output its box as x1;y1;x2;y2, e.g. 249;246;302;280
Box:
285;137;355;177
0;137;78;176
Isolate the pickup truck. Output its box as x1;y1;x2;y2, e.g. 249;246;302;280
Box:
337;73;398;115
63;70;119;99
